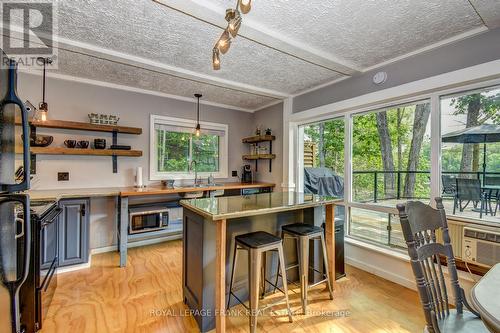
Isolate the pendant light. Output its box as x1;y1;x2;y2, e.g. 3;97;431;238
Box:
217;30;231;54
194;93;202;137
211;1;252;70
212;48;221;70
37;57;52;122
226;9;242;37
239;0;251;14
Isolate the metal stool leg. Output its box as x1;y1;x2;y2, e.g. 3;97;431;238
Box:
298;235;309;314
260;252;267;299
278;244;293;323
320;233;334;300
227;243;238;309
248;249;262;333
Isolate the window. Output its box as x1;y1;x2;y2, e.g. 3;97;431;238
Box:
150;115;228;180
352;101;431;205
440;86;500;223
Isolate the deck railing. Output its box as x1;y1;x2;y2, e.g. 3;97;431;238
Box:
352;170;500;203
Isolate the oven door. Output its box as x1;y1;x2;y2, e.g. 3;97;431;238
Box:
37;207;61;328
129;209;168;234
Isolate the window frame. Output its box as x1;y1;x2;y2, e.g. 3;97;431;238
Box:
149;115;229;180
290;72;500;250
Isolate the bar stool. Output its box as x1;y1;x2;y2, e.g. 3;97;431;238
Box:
227;231;293;333
278;223;333;314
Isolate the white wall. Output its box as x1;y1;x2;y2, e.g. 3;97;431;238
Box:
18;72;254;190
252;102;283;186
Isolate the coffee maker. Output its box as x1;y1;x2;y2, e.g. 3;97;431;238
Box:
241;164;253;183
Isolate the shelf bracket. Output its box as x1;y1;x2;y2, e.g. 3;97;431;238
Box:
269;140;273;172
30;125;36;174
112;130;118;173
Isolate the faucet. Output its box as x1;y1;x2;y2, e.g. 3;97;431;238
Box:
189;160;199;186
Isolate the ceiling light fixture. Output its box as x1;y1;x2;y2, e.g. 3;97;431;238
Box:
239;0;251;14
194;93;202;137
227;9;242;37
37;57;52;122
211;0;252;70
217;30;231;54
212;48;221;70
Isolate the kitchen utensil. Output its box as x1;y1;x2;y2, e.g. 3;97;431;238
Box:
161;179;175;188
77;140;89;149
64;140;76;148
93;139;106;149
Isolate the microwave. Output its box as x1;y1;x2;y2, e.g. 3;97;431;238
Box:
129;205;169;234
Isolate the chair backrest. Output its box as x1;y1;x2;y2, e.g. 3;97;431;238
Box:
456;178;481;201
441;175;456;195
484;176;500;186
396;198;464;332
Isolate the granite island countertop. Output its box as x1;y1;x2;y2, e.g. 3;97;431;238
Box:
180;191;342;220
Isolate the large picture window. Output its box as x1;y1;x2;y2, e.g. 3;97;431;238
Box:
440;86;500;222
352;101;431;205
295;76;500;253
150;115;228;180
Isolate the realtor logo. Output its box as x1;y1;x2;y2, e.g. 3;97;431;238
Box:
0;0;58;68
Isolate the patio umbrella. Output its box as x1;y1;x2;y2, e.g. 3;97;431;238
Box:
442;124;500;181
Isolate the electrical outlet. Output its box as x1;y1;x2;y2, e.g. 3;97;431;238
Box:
232;170;238;177
58;172;69;181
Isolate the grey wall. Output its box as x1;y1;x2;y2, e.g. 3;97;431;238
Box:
293;28;500;113
18;72;253;189
17;73;258;249
252;102;283;186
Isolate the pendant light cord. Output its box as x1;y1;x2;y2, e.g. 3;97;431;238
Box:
42;59;46;103
197;95;200;123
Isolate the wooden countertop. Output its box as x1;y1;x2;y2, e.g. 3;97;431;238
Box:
27;182;275;200
120;182;275;197
28;187;123;200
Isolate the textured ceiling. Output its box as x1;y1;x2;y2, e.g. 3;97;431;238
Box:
55;0;342;93
212;0;484;68
53;49;279;110
12;0;499;111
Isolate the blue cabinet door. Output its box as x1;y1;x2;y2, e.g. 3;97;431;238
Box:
58;198;90;267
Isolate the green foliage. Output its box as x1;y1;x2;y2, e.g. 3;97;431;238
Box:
156;129;219;174
451;91;500;124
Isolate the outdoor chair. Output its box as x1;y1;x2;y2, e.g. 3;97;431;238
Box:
396;198;488;333
441;175;457;209
483;176;500;216
454;178;488;218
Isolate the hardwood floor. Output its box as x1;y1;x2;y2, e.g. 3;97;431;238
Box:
41;241;424;333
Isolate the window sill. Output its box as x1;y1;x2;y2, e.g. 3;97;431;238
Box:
345;236;410;262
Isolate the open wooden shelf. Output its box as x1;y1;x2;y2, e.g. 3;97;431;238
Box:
17;147;142;157
242;154;276;160
242;135;275;144
16;119;142;135
16;118;143;173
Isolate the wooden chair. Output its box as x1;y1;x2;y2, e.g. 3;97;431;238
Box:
396;198;489;333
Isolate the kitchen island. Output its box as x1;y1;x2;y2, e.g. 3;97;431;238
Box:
180;192;341;333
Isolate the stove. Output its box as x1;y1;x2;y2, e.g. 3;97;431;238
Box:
29;200;57;219
18;198;61;332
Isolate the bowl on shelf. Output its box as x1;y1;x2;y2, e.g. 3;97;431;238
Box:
77;140;89;149
64;140;77;148
25;135;53;147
